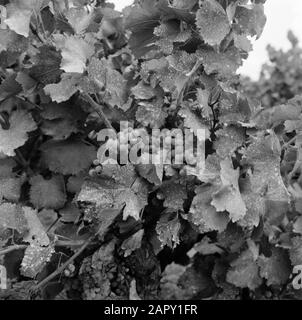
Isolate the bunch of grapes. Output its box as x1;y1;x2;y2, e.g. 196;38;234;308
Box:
89;124;200;179
63;263;76;277
78;241;134;300
110;262;133;298
151;129;200;179
61;278;82;300
89;126;150;176
79;255;113;300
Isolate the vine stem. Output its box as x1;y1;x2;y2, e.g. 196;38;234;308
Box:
32;236;95;293
56;240;89;247
30;22;45;44
0;240;87;256
15;149;34;176
0;245;27;255
176;60;202;107
15;149;28;167
186;60;202;77
82;93;115;131
282;136;297;151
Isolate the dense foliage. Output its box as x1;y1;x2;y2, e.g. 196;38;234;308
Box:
0;0;301;300
243;31;302;108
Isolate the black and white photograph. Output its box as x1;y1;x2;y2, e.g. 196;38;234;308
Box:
0;0;302;305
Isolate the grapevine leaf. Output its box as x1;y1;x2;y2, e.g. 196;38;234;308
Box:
190;153;220;184
226;249;262;290
0;29;28;53
0;202;27;234
0;74;22;102
124;0;194;58
136;101;167;129
40;102;85;121
160;263;187;300
0;109;37;157
136;163;163;186
234;4;266;39
196;88;211;118
40;118;79;141
198;47;242;78
213;126;245;158
187;236;224;258
166;50;197;75
29;46;63;85
243;133;290;217
22;206;50;246
217;224;246;253
29;175;66;210
156;52;197;97
251;95;302;129
40;140;96;175
67;173;86;194
170;0;198;9
87;57;128;109
131;81;157;100
78;165;149;220
21;242;55;278
238;173;266;228
258;248;291;286
0;157;16;177
123;0;161;58
53;34;94;73
160;263;212;299
121;229;144;257
0;176;23;202
219;93;252;126
15;72;36;93
38;209;58;230
40;102;85;140
4;0;47;37
44;73;82;103
65;7;93;34
178;103;210;138
233;33;253;53
188;185;229;233
289;236;302;266
156;211;181;249
211;158;247;222
159;181;187;210
196;0;230;46
154;22;192;55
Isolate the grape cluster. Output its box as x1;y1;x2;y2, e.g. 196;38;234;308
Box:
89;127;201;177
89;126;149;176
80;254;113;300
119;127;150;157
79;241;134;300
152;129;199;168
89;125;199;178
63;263;76;277
110;262;133;298
89;159;104;177
61;278;82;300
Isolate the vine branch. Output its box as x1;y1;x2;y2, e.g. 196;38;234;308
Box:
0;240;87;257
32;236;94;293
0;245;27;255
282;136;298;151
82;93;115;131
